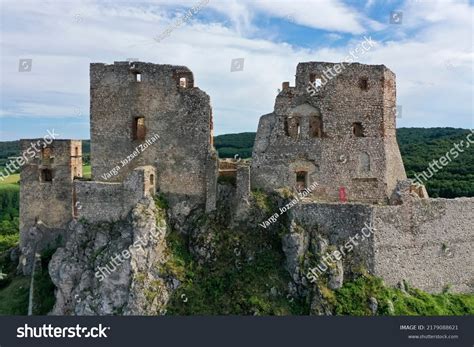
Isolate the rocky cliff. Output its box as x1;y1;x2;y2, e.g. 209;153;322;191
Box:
48;197;174;315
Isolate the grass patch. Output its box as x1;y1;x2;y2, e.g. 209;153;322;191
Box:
251;189;275;214
0;247;29;315
0;276;29;315
0;246;57;315
0;234;19;253
333;274;474;316
82;165;91;179
0;183;19;252
32;248;57;315
164;223;308;315
0;174;19;185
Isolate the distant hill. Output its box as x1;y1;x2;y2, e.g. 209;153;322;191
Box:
1;128;472;198
0;140;91;168
213;132;255;158
397;128;473;198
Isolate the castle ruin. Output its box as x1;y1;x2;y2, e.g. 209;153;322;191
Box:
251;62;408;203
18;61;473;295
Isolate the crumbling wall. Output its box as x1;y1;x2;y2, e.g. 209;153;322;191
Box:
286;198;473;294
19;140;82;274
90;62;215;216
75;166;156;223
372;197;474;293
251;62;407;203
382;68;407;196
234;165;251;219
20;140;81;232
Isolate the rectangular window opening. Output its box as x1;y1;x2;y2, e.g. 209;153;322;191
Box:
296;171;307;191
359;77;368;91
41;169;53;182
133;117;146;140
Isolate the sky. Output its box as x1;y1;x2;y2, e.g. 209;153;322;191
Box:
0;0;473;141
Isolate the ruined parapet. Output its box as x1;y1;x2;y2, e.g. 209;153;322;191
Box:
251;62;407;204
74;166;156;223
89;61;215;216
19;139;82;274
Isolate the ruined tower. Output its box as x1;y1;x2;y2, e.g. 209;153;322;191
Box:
251;62;407;203
19;139;82;272
89;61;218;214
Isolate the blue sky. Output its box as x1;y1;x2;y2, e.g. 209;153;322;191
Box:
0;0;473;141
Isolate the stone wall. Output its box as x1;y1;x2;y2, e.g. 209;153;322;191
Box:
19;139;82;273
234;164;251;219
372;197;474;293
251;62;406;203
205;154;218;212
75;166;156;223
287;197;474;293
288;202;375;283
20;139;81;232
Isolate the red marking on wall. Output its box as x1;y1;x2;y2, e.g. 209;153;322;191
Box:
339;187;347;202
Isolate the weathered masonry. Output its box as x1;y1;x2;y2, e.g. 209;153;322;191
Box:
19;62;218;273
19;139;82;273
90;62;217;214
251;62;407;203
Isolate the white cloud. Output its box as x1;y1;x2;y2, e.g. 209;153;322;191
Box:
0;0;472;140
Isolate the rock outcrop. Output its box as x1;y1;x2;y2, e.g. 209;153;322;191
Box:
48;197;174;315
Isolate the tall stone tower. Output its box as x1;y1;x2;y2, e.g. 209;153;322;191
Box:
251;62;406;203
89;61;217;214
19;139;82;272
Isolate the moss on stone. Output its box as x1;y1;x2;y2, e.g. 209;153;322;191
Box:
333;274;474;316
164;224;308;315
251;189;275;214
